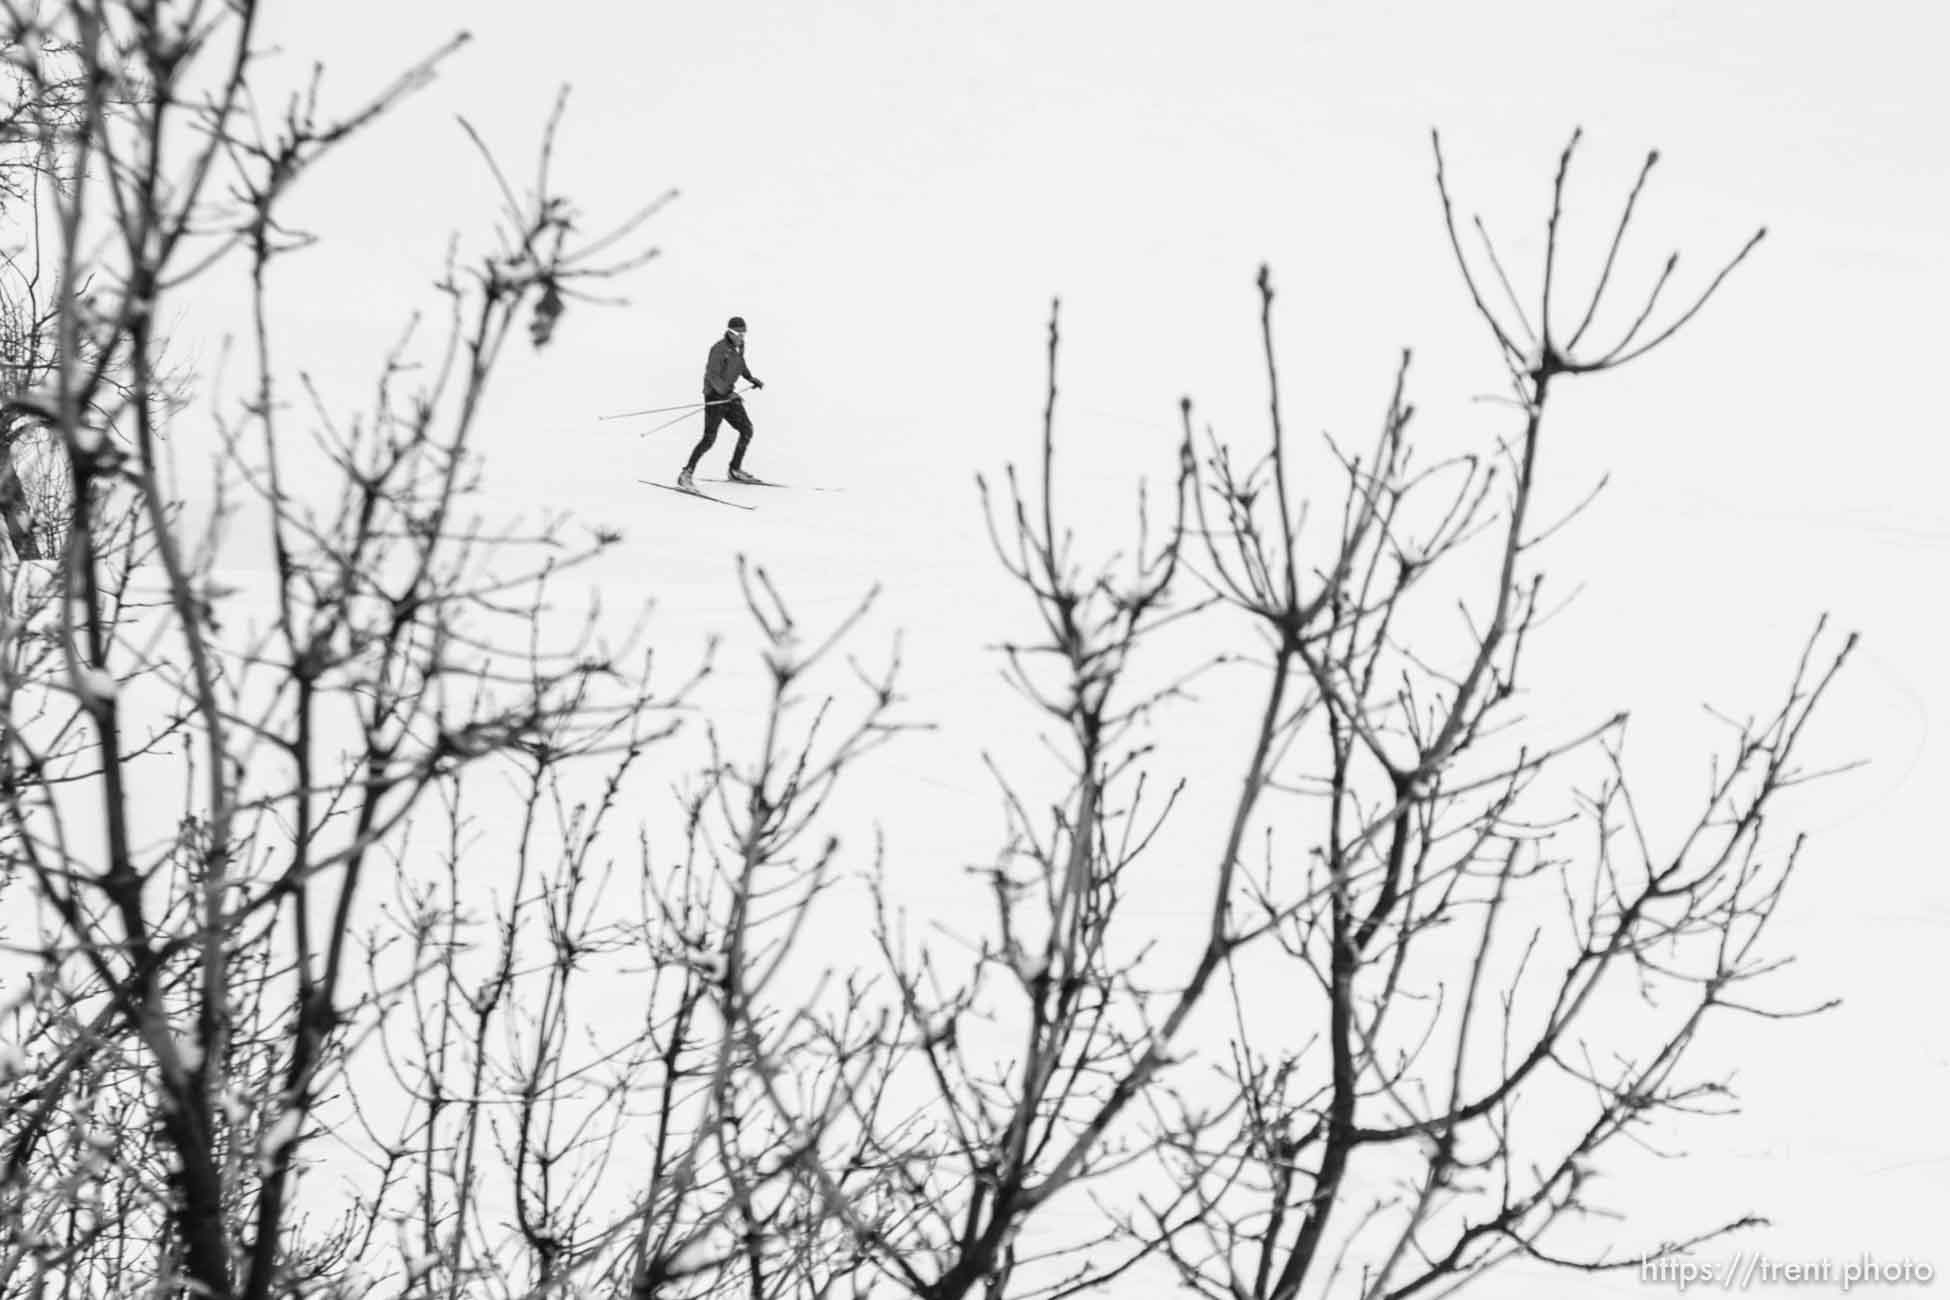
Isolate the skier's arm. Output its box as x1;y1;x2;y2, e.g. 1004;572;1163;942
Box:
739;353;762;387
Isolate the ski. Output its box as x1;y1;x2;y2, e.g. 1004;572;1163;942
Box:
706;478;839;493
641;479;755;510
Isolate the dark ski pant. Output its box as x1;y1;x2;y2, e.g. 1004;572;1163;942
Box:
683;392;754;474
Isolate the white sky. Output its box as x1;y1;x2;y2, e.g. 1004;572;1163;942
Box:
162;0;1950;1294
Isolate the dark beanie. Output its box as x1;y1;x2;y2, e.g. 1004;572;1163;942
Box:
727;316;747;330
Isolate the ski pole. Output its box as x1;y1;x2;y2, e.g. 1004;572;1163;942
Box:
602;389;755;422
629;389;760;438
637;407;701;438
634;390;759;439
601;400;705;421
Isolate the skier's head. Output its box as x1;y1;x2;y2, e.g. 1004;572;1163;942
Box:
726;315;747;340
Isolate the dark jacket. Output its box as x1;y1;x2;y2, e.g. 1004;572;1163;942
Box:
704;335;758;397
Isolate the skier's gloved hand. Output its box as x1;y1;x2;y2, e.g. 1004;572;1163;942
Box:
750;378;765;389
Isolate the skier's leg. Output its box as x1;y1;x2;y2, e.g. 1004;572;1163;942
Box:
683;401;725;473
724;400;756;474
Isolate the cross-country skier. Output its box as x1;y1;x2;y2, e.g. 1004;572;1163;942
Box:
677;315;765;489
